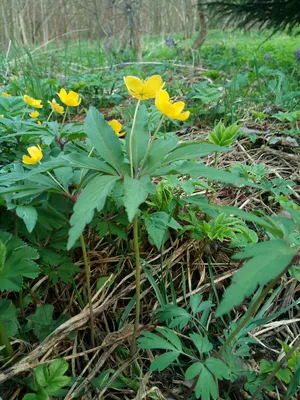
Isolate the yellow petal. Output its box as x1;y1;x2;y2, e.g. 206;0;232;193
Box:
27;146;43;162
172;101;185;115
22;155;36;165
29;111;39;118
117;131;126;137
143;75;163;99
176;111;190;121
108;119;122;134
57;88;67;103
124;76;144;99
2;92;11;97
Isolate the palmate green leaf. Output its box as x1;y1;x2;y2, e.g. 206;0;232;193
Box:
190;333;213;355
35;359;70;394
216;240;296;316
67;175;119;249
163;143;231;164
144;211;181;250
16;206;38;233
137;331;178;352
150;351;179;372
125;104;149;172
155;305;191;330
0;299;19;336
205;358;230;380
185;363;218;400
0;232;39;292
123;176;149;222
85;107;124;173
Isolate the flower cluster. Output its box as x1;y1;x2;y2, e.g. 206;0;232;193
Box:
123;75;190;121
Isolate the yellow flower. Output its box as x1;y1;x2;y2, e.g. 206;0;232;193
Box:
48;99;64;114
124;75;163;100
2;92;11;97
155;88;190;121
108;120;126;137
37;121;42;125
23;95;43;109
22;145;43;165
29;111;39;118
57;88;81;107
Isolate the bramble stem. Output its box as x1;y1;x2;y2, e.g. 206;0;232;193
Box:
0;320;13;358
80;234;95;347
130;214;141;355
215;263;293;359
251;335;300;400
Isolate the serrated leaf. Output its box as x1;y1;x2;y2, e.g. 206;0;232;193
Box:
190;333;213;355
123;176;149;222
85;107;124;173
125;104;149;172
145;212;180;250
16;206;38;232
155;305;191;330
0;299;19;336
150;351;179;372
0;232;39;292
67;175;118;249
157;327;182;351
216;240;295;316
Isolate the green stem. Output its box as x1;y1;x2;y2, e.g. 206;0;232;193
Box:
130;214;141;355
129;100;141;178
46;110;54;122
79;146;95;184
138;115;165;176
46;171;70;196
250;335;300;400
0;320;13;358
59;105;69;138
215;263;292;359
79;234;95;348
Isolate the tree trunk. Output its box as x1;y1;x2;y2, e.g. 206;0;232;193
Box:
192;1;208;50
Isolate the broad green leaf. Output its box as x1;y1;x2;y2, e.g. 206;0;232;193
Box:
85;107;124;173
216;240;296;316
67;175;119;249
205;358;230;380
190;333;213;355
152;161;261;190
54;167;73;190
123;176;149;222
276;367;292;384
16;206;38;233
145;211;181;250
0;232;39;292
141;135;178;175
0;299;19;336
27;304;54;341
163;143;231;164
63;153;118;175
125;104;149;172
287;364;300;399
150;351;179;372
